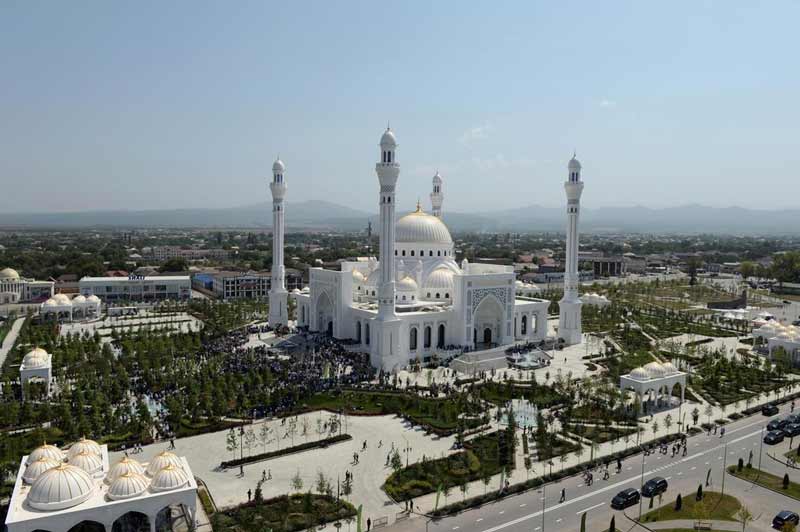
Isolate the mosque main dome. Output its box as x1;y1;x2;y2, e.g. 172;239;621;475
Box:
395;207;453;245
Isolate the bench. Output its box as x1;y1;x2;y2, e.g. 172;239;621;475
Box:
694;521;712;530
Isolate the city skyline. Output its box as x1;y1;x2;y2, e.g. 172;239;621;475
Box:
2;1;799;214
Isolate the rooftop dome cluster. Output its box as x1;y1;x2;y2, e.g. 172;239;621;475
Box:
580;292;611;306
627;361;681;381
21;347;51;370
21;441;190;511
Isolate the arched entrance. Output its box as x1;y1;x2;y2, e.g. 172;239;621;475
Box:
355;321;362;343
437;324;445;348
315;291;333;334
68;522;105;532
473;295;504;348
113;511;150;532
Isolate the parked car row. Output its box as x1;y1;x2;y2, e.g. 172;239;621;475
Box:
763;413;800;445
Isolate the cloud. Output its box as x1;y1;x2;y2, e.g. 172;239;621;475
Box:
600;99;616;108
458;123;492;144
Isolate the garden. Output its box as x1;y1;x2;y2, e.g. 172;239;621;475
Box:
383;430;515;501
210;493;356;532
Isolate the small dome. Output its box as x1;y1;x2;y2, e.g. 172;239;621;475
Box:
72;295;87;304
423;268;455;291
108;472;149;500
145;451;183;477
380;128;397;148
68;450;103;475
662;362;679;375
778;332;793;340
23;457;60;484
568;154;581;171
28;443;64;464
396;276;418;292
643;362;666;378
0;268;20;280
396;209;453;245
22;348;49;369
106;456;145;484
150;464;189;492
53;293;71;305
629;367;650;380
43;298;57;307
86;294;101;303
272;158;285;173
352;270;366;283
28;464;95;510
67;438;101;460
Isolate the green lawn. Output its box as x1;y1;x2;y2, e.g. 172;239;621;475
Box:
567;423;638;444
728;465;800;501
477;381;566;409
641;491;741;523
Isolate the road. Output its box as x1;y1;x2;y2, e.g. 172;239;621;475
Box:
0;316;25;367
390;401;800;532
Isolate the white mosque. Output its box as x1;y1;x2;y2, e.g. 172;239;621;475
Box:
273;127;584;372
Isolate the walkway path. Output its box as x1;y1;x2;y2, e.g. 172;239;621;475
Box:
0;317;25;367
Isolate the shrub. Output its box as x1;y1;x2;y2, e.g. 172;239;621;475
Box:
675;493;682;511
737;458;744;472
696;484;703;501
784;473;790;489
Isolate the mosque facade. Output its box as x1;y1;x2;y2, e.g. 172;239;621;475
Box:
279;128;583;372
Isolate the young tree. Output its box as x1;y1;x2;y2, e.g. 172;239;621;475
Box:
736;505;753;532
226;428;238;461
290;470;303;493
664;414;673;434
704;404;714;426
459;478;469;501
482;471;491;494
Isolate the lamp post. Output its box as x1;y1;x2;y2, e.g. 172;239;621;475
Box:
758;426;765;471
638;445;647;520
721;441;728;497
541;483;546;532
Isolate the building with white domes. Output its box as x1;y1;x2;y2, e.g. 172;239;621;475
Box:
0;268;54;304
19;347;53;400
290;128;553;372
620;361;686;413
5;440;196;532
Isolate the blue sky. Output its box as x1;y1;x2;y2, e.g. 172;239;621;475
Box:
1;1;798;213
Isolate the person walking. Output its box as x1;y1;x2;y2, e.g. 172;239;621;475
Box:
367;517;371;531
559;488;566;503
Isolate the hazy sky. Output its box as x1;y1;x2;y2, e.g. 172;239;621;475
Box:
2;1;799;214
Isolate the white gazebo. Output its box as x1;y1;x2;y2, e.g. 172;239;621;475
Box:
620;361;687;413
580;292;611;307
39;293;74;321
71;294;102;319
5;440;197;532
19;347;52;400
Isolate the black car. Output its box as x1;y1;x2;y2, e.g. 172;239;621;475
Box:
764;430;785;445
763;404;779;416
611;488;640;510
784;423;800;437
785;414;800;425
773;510;799;529
641;477;668;498
768;418;789;431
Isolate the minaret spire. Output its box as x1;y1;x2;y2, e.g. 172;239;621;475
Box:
558;153;584;345
430;170;444;218
268;157;288;328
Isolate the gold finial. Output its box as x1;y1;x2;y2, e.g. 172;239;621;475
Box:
415;199;422;213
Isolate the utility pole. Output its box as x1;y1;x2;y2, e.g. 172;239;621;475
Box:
541;483;546;532
721;441;728;497
638;446;646;520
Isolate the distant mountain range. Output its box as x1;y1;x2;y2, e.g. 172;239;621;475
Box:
0;201;798;234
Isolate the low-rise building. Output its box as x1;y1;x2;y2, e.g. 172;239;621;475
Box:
210;269;304;300
0;268;54;304
149;246;231;262
78;275;191;302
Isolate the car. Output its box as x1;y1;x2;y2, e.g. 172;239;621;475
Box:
783;423;800;437
773;510;799;529
785;414;800;425
641;477;668;498
611;488;640;510
762;404;779;416
768;418;789;431
764;430;785;445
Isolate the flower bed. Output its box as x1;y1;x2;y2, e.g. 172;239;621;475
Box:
220;434;352;468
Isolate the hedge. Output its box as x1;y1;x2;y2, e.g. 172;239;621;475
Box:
220;434;352;468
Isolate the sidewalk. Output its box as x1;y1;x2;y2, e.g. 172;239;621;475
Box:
0;316;25;367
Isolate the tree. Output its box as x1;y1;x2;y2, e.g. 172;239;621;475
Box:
258;423;271;453
390;450;403;473
316;470;332;496
290;470;303;493
651;421;660;439
736;505;753;532
705;404;714;425
159;257;189;273
225;428;238;460
482;471;491;494
459;478;469;501
665;414;673;434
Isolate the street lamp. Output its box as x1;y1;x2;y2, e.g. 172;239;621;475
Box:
721;441;728;497
541;483;546;532
638;445;647;520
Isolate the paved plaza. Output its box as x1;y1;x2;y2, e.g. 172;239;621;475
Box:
60;310;203;338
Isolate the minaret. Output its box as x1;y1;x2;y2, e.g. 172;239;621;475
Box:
430;171;443;217
268;157;288;328
373;127;402;369
558;153;584;345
